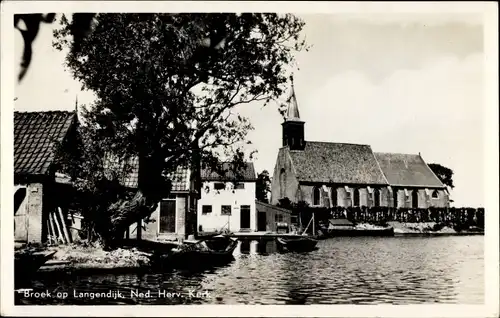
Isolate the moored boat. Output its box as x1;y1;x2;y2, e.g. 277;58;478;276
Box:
276;213;319;253
275;235;318;253
157;235;238;269
15;250;57;288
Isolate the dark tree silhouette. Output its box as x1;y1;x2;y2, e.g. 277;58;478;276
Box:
428;163;454;189
51;13;307;244
256;170;271;203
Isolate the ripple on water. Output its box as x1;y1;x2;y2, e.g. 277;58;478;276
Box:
19;236;484;305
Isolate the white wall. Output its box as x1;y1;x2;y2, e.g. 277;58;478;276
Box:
197;181;256;233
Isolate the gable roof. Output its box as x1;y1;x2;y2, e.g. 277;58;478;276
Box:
201;162;256;182
374;152;445;188
14;111;76;176
103;156;191;192
287;141;387;185
256;200;292;215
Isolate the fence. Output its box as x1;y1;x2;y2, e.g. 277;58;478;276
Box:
293;206;485;229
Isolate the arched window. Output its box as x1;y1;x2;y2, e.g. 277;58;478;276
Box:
432;190;439;199
412;189;419;208
353;188;360;207
374;189;380;207
313;187;321;206
279;168;286;198
331;187;338;207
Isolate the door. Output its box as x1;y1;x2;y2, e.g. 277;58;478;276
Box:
240;205;251;229
257;211;267;231
14;187;28;242
159;200;176;233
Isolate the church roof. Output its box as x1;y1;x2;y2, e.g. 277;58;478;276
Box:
374;152;445;188
287;141;388;185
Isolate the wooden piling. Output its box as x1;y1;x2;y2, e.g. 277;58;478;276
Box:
58;207;72;244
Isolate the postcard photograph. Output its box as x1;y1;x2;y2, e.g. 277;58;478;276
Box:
1;1;498;317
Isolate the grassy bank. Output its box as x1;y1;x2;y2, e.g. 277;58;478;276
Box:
36;243;153;272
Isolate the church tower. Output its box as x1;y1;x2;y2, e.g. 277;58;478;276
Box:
282;81;305;150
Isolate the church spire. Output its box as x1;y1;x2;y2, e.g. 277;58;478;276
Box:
281;77;305;150
285;77;301;121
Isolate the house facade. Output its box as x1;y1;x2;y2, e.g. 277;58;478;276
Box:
14;110;78;243
107;157;196;241
270;86;449;209
255;200;292;232
197;162;257;233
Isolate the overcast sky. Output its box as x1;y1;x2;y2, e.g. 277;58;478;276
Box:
14;12;485;207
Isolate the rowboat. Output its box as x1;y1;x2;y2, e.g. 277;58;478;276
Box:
276;235;318;253
15;250;56;288
157;235;238;269
276;213;319;253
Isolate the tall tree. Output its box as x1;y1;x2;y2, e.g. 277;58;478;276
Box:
53;13;306;244
428;163;454;189
256;170;271;203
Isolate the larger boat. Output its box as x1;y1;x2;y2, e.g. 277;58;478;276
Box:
275;213;319;253
15;249;56;288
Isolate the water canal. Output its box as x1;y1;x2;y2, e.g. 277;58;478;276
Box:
18;236;484;305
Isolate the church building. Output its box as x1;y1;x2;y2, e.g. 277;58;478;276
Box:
270;85;449;209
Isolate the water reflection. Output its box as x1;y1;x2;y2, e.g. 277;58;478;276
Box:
18;236;483;305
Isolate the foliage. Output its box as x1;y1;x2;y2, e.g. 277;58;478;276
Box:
256;170;271;203
428;163;454;189
14;13;96;81
277;197;292;209
52;13;307;243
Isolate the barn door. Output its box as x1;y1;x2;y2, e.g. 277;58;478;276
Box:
14;187;28;242
159;200;176;233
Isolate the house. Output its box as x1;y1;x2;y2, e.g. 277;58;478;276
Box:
255;200;292;232
104;156;197;241
374;152;449;208
197;162;257;233
14;110;78;243
270;85;449;209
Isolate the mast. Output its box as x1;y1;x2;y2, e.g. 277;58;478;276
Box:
312;212;315;236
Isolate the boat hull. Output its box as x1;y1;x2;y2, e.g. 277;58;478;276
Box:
157;238;238;269
327;228;395;237
276;237;318;253
15;250;56;288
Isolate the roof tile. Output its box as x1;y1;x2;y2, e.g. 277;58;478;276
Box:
14;111;76;176
287;141;387;184
374;152;445;188
201;162;256;182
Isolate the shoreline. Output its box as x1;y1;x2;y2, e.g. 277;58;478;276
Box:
19;225;484;275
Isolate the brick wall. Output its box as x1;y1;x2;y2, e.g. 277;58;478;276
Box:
27;183;44;243
128;193;189;241
270;148;300;204
393;188;449;208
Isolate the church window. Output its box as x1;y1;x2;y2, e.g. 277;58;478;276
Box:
313;187;321;206
432;190;439;199
374;189;380;207
279;168;286;198
353;188;360;207
331;187;338;207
